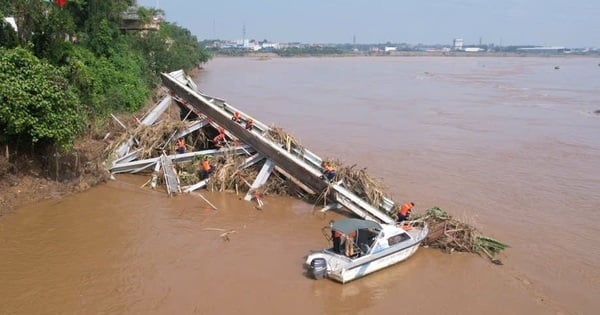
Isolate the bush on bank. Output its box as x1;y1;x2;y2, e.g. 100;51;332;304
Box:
0;0;210;154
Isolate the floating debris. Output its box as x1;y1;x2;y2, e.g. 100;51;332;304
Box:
414;207;509;264
107;70;509;263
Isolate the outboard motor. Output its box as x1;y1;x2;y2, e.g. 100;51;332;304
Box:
310;258;327;280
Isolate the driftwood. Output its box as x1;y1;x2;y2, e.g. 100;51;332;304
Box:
108;101;508;263
203;227;237;241
414;207;509;264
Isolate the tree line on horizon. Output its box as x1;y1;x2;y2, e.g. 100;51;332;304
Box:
0;0;211;152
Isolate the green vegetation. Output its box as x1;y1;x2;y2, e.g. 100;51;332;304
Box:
0;0;210;152
274;46;344;57
0;47;83;149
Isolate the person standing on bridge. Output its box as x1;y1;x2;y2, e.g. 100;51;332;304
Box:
245;118;254;131
397;202;414;222
201;157;213;180
231;111;241;123
321;162;336;182
176;137;186;154
212;127;226;148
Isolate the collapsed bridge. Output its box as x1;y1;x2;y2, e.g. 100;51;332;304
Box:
109;70;397;224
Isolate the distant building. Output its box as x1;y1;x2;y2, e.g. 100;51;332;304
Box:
120;9;161;31
516;46;567;53
453;38;464;51
384;46;397;52
464;47;483;52
261;42;280;50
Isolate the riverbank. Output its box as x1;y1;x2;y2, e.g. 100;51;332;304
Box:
0;86;177;217
0;139;111;216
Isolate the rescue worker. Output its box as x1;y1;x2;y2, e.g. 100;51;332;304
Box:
245;119;254;131
176;137;186;154
321;162;336;181
330;221;343;254
201;158;213;180
398;202;415;222
231;111;241;123
212;127;226;148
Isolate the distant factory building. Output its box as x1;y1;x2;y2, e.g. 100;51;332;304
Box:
453;38;464;50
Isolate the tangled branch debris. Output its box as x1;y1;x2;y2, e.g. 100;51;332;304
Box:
108;108;508;262
335;162;389;212
265;126;305;153
413;207;510;264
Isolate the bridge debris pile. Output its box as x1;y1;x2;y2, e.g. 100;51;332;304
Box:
106;69;509;263
415;207;510;264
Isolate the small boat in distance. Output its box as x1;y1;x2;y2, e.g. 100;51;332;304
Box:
304;218;428;283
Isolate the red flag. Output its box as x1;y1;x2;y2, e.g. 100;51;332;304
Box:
56;0;67;8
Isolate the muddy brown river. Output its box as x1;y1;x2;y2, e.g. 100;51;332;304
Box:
1;56;599;314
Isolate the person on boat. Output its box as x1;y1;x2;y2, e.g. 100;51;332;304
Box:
245;118;254;131
321;162;336;182
332;229;343;253
397;202;415;222
345;230;356;257
176;137;186;154
201;157;213;180
231;111;241;123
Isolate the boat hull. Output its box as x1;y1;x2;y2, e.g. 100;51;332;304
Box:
331;242;421;283
306;221;428;283
306;225;427;283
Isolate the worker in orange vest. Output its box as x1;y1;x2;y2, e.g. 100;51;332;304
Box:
201;158;213;179
212;127;226;148
398;202;415;222
213;133;225;148
231;111;241;123
245;118;254;131
176;137;186;154
321;162;336;181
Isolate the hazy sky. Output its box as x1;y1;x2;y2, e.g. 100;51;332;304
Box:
137;0;600;47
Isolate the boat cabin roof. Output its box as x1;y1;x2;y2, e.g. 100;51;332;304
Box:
332;218;381;235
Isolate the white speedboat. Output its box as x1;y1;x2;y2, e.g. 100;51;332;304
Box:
305;218;428;283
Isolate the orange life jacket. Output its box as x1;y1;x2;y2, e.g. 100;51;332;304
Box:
324;165;334;172
233;112;241;121
177;138;185;148
400;203;414;216
202;160;211;171
213;133;225;143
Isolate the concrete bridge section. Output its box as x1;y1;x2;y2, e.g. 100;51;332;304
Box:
160;71;395;224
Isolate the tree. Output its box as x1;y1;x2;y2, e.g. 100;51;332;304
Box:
0;47;84;149
0;0;76;63
128;21;211;77
0;14;19;48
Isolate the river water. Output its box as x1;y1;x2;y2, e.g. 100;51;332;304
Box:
1;56;599;314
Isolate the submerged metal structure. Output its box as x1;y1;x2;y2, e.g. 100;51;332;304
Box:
109;70;396;224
